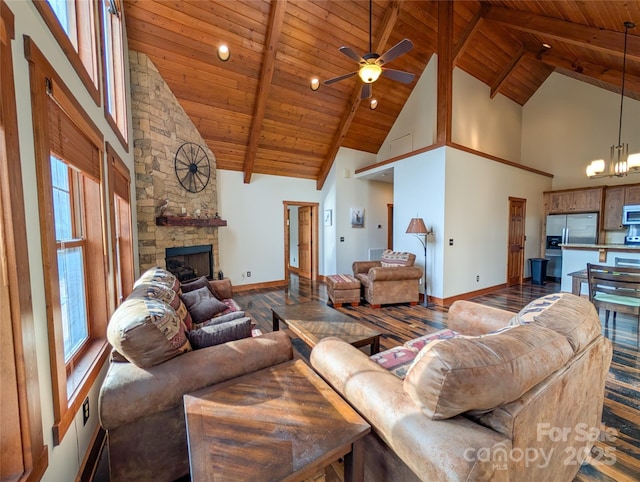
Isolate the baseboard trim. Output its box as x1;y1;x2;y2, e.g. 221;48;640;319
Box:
77;425;106;482
429;283;509;307
234;279;287;292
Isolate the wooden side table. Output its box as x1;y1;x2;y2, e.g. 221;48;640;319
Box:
184;360;371;481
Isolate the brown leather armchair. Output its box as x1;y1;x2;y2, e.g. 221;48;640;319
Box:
353;250;423;308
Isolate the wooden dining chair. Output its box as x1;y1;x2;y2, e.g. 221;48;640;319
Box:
587;263;640;345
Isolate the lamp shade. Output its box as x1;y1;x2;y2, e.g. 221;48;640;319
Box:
406;218;428;234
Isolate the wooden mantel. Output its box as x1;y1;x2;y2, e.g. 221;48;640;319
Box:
155;216;227;227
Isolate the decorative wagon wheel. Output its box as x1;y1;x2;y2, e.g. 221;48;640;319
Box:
174;142;210;193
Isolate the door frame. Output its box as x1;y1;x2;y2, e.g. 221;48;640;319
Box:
283;201;319;284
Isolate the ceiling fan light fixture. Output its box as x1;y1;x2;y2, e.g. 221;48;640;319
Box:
359;63;382;83
310;78;320;91
217;44;230;61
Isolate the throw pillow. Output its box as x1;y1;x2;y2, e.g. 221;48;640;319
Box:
194;310;246;330
180;286;227;324
128;282;193;330
181;276;216;297
187;317;252;349
403;323;573;420
107;298;192;368
380;250;415;267
134;267;180;293
509;292;601;353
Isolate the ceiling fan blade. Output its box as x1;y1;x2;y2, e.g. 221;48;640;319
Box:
361;83;372;100
324;71;358;85
376;38;414;65
339;46;366;63
382;69;415;84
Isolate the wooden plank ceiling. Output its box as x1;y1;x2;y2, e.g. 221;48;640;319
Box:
124;0;640;187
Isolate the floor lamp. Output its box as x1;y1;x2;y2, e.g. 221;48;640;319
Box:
406;218;433;307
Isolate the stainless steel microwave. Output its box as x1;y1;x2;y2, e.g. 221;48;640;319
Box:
622;205;640;225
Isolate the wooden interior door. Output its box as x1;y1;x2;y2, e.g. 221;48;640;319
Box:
507;197;526;286
298;206;312;279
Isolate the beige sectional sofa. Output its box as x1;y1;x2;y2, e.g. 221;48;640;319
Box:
311;293;612;481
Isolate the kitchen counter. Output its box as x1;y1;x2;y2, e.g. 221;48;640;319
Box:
560;243;640;250
560;244;640;294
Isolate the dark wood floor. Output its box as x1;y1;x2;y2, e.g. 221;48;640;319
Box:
234;277;640;482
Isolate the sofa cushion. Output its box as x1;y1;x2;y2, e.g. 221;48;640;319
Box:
107;298;192;368
187;317;252;349
128;282;193;330
510;293;601;353
380;250;415;267
403;323;574;420
180;286;227;323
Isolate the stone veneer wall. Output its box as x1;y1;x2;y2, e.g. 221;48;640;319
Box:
129;51;221;275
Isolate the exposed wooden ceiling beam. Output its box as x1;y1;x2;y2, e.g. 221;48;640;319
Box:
527;50;640;94
316;0;404;190
491;45;524;98
453;4;487;66
484;5;640;61
436;0;453;145
242;0;287;184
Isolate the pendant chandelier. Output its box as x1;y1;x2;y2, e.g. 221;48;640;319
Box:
586;22;640;179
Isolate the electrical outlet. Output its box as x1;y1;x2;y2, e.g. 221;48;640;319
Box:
82;397;90;425
449;239;454;246
476;275;480;282
247;271;251;277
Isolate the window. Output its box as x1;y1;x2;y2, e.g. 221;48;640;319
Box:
34;0;100;104
107;143;134;305
51;156;91;362
101;0;128;148
26;36;109;445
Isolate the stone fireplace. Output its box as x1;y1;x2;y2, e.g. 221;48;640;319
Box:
166;245;213;282
130;51;221;274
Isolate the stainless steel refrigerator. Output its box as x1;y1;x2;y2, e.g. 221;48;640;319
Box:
545;213;598;279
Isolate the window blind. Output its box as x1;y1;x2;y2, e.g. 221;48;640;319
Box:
47;96;101;181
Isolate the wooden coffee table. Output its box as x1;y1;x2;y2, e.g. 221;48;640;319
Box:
272;301;381;354
184;359;371;482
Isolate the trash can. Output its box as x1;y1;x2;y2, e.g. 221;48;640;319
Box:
529;258;549;285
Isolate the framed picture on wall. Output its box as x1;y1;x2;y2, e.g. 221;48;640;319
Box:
324;209;332;226
351;207;364;228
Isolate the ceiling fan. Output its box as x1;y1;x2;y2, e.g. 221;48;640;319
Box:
323;0;415;100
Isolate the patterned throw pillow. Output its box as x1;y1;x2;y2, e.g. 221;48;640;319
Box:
187;318;252;349
107;298;191;368
509;293;563;325
129;282;193;330
134;267;180;293
380;250;415;267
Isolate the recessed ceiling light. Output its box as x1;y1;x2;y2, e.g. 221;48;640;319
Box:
310;78;320;91
370;98;378;110
217;44;230;61
542;43;551;49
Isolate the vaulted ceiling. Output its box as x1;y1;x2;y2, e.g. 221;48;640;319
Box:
123;1;640;188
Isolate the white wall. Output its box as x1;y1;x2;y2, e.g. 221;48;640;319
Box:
8;1;135;480
453;68;523;162
393;148;446;299
443;147;552;298
334;148;390;274
216;171;322;286
377;55;437;162
522;72;640;190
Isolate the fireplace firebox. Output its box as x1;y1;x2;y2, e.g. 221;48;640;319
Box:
165;245;213;282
